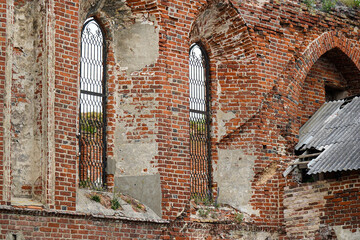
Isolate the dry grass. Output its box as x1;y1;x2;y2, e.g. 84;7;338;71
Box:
339;0;358;7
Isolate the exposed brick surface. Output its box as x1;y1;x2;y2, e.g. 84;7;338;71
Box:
0;207;280;239
284;171;360;239
0;0;6;205
0;0;360;239
53;0;80;211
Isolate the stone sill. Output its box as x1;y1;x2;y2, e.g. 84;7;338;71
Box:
0;204;169;224
11;197;44;210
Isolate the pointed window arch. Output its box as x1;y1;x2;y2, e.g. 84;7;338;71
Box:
79;18;107;188
189;43;212;198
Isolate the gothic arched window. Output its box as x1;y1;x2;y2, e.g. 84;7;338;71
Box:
79;18;107;189
189;43;211;198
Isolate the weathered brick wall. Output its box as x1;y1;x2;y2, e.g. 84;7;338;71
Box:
0;0;7;205
0;207;280;240
0;210;166;239
284;170;360;239
52;0;80;211
0;0;360;239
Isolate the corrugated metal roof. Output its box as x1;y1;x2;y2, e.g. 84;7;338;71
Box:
295;96;360;175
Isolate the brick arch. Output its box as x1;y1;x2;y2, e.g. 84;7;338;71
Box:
189;0;255;60
188;0;261;144
285;31;360;133
291;31;360;92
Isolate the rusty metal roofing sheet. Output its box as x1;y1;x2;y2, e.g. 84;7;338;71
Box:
295;96;360;174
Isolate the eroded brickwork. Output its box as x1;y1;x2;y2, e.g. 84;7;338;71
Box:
284;171;360;239
0;0;359;239
0;0;7;206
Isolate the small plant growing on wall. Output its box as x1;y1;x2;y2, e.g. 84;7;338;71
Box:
304;0;316;8
111;197;121;210
198;208;210;218
234;212;244;223
304;0;360;11
322;0;337;11
90;194;101;203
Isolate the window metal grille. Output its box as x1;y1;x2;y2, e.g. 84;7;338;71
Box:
79;18;107;189
189;44;212;198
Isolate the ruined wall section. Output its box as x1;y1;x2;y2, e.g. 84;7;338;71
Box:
0;1;358;237
9;1;46;200
0;208;282;240
236;0;360;130
79;0;161;178
284;171;360;239
189;0;261;218
190;1;258;142
223;0;360;228
78;0;168;217
0;1;8;204
155;0;199;219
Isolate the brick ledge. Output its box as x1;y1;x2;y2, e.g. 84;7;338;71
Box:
0;205;169;224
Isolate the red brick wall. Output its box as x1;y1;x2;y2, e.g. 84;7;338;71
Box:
53;0;80;211
0;210;165;239
0;207;279;239
284;170;360;239
0;0;360;239
156;0;203;219
57;0;360;231
0;0;6;205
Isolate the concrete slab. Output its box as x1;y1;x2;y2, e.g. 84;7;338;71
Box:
115;174;162;217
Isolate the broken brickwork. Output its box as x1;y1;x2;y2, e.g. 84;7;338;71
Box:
0;0;359;239
284;170;360;239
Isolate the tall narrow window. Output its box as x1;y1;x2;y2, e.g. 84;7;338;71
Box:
189;44;211;198
79;18;107;189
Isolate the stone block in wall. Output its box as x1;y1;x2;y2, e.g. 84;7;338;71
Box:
115;174;162;217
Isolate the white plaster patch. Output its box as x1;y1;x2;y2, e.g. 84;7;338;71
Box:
256;0;271;7
214;148;259;216
116;142;158;176
333;226;360;240
216;109;236;141
114;18;159;74
114;120;158;176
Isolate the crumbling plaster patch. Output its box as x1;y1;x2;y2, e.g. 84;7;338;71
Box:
255;162;277;186
113;16;159;74
3;0;14;202
333;226;360;240
111;97;158;176
81;0;159;74
216;109;236;141
11;1;44;198
192;4;229;40
114;139;158;176
214;149;259;216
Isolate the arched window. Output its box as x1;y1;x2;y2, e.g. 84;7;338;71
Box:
79;18;107;189
189;43;211;198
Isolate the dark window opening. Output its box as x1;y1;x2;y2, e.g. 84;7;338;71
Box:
325;85;347;101
79;18;107;189
294;149;349;183
295;149;322;183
